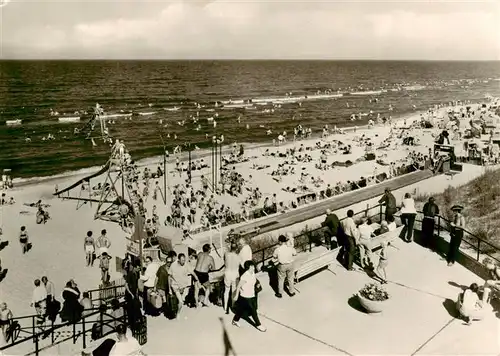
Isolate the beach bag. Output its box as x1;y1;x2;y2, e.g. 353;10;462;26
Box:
185;286;196;308
138;279;144;293
254;279;263;294
164;292;179;320
147;290;163;309
47;299;61;323
209;281;224;307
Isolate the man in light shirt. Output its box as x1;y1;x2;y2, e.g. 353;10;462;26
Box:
169;253;197;317
238;238;252;276
340;209;359;271
140;256;160;314
357;217;375;268
273;235;297;298
31;279;48;323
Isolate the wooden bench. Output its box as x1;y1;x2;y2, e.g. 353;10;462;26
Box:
294;249;337;282
363;226;404;252
355;226;404;266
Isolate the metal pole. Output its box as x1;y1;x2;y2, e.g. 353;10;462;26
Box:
214;141;218;188
211;142;215;191
163;151;167;205
188;146;192;184
121;161;124;199
219;141;222;183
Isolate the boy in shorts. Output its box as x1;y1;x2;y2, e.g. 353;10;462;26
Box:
99;252;112;284
19;226;29;254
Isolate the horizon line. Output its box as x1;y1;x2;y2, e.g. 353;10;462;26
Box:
1;58;499;62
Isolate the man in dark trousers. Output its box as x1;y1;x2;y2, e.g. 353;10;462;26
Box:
378;188;397;221
340;209;359;271
422;197;440;250
322;209;342;250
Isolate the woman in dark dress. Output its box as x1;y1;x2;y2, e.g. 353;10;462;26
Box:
60;280;83;323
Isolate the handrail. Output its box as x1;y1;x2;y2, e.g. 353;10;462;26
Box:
251;201;500;267
252;204;384;267
0;305;128;354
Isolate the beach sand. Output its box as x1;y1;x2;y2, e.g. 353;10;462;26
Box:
0;100;497;354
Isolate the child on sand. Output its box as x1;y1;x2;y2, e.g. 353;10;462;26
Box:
376;242;389;284
19;226;29;254
99;252;112;284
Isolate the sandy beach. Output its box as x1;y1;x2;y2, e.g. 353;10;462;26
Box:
0;97;499;354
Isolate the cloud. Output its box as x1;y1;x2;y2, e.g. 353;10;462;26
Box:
1;0;499;59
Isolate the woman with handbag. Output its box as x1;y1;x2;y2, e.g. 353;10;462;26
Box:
232;260;266;332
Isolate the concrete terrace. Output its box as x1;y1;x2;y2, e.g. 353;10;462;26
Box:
135;237;499;356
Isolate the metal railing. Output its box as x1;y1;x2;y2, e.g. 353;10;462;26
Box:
251;204;385;267
87;278;126;306
0;302;142;355
251;202;500;268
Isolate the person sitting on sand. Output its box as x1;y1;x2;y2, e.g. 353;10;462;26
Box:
36;206;50;224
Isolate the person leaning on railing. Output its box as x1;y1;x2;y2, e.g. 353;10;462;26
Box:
378;188;397;222
447;204;466;267
422;197;440;251
322;209;341;250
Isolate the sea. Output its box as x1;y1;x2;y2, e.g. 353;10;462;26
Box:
0;60;499;182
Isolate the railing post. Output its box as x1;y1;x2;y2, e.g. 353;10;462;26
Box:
82;315;86;349
34;334;39;356
32;316;35;343
437;216;441;237
51;320;55;344
379;204;382;222
477;239;481;261
73;321;76;344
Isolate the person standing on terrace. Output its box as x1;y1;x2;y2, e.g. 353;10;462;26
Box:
400;193;417;243
232;260;267;332
422;197;440;250
273;235;297;298
341;210;359;271
223;242;240;314
238;238;252;276
378;188;397;221
322;209;341;250
194;244;215;307
447;205;466;266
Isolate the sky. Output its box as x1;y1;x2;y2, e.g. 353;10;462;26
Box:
0;0;499;60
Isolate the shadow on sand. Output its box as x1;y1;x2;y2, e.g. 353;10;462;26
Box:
0;268;8;282
0;240;9;251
